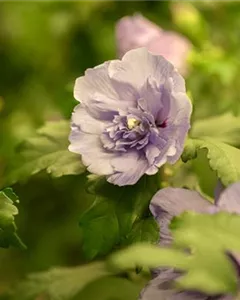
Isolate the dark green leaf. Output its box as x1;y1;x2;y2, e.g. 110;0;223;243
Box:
124;217;159;245
80;174;160;259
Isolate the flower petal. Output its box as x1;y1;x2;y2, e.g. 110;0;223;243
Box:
108;48;175;91
107;152;149;186
74;62;136;121
150;188;214;244
148;31;192;76
116;14;162;59
158;90;192;164
216;182;240;213
69;129;115;175
71;104;109;134
74;62;117;103
138;76;164;119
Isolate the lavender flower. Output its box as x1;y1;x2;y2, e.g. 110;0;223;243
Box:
140;182;240;300
69;48;192;186
116;14;192;75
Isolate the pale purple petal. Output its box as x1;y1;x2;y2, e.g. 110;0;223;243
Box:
108;48;175;91
150;188;214;244
148;31;192;76
69;130;115;175
107;152;149;186
74;62;117;104
116;14;162;59
116;14;192;75
139;77;164;119
139;269;210;300
74;64;134;120
216;182;240;213
71;104;109;134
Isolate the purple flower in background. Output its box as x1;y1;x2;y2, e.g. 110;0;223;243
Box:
69;48;192;186
116;14;192;75
140;182;240;300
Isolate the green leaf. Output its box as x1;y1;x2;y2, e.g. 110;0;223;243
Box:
182;138;240;186
80;174;160;259
191;112;240;146
110;212;240;295
74;276;146;300
0;188;25;249
9;262;111;300
109;243;187;272
4;120;85;186
123;217;159;245
169;160;215;201
170;212;240;294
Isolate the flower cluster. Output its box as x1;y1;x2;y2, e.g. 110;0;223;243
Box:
69;48;192;186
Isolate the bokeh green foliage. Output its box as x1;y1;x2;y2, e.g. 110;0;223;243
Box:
1;0;240;298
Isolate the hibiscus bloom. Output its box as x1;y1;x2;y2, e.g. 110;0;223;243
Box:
69;48;192;186
116;14;192;75
140;182;240;299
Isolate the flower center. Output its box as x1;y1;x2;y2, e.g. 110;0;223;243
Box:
127;118;140;130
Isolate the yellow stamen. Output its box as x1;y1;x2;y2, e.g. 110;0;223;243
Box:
127;118;140;130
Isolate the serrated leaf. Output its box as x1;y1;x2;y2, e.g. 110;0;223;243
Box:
4;121;85;186
0;188;25;249
182;138;240;186
80;175;160;259
110;212;240;295
170;212;240;294
191;112;240;146
9;262;110;300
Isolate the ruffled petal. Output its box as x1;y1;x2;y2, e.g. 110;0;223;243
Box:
71;104;109;134
74;62;117;103
107;151;149;186
157;87;192;164
108;48;175;91
69;129;115;175
138;76;164;119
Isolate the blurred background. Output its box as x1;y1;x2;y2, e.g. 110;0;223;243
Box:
0;0;240;295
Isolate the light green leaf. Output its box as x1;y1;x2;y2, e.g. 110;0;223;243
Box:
4;120;85;186
109;243;187;272
74;276;146;300
110;212;240;295
10;262;111;300
182;138;240;186
170;212;240;294
80;174;160;259
191;112;240;146
0;188;25;249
